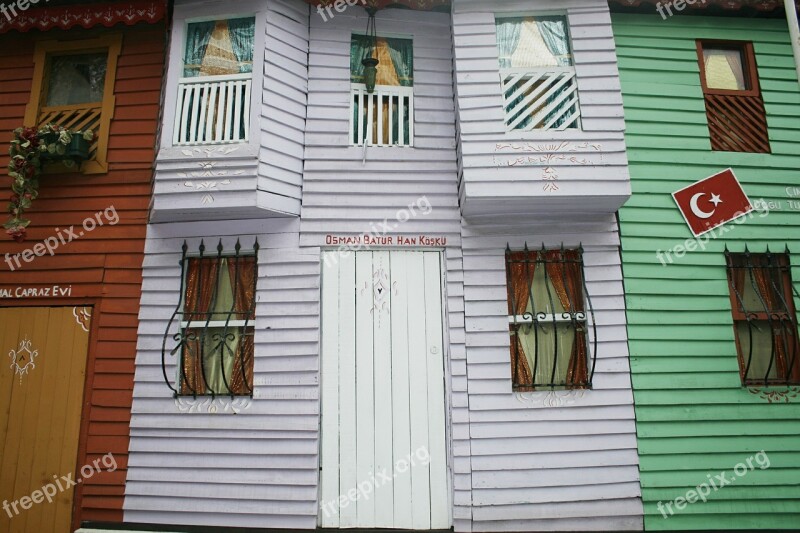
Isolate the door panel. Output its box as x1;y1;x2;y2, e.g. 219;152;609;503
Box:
320;251;450;530
0;307;91;533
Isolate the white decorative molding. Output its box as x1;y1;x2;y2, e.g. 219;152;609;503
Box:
179;160;244;204
361;260;398;328
73;307;92;333
180;146;241;158
515;389;586;408
494;141;603;193
174;396;253;414
8;338;38;384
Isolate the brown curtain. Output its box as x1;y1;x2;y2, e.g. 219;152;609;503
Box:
728;258;746;312
507;251;536;389
228;256;256;394
753;261;789;379
545;250;587;386
181;258;219;395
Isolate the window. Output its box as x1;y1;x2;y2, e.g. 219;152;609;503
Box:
697;41;770;153
496;16;580;131
163;241;258;397
174;17;256;145
350;35;414;146
505;245;594;391
24;36;122;174
725;251;800;386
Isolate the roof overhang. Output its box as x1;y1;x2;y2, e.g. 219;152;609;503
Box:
0;0;167;34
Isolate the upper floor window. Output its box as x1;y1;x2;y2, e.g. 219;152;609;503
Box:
350;35;414;147
505;245;595;391
725;251;799;386
25;36;122;174
697;41;770;153
496;16;580;131
174;17;256;145
162;240;258;397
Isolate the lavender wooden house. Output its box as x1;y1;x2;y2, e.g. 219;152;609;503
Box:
120;0;642;530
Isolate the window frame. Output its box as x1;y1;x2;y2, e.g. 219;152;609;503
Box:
696;40;760;98
495;13;582;133
725;251;800;386
160;3;266;154
24;35;122;175
505;245;596;392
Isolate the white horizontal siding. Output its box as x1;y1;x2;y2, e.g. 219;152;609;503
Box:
460;215;643;532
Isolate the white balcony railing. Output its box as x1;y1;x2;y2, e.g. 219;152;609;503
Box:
500;67;580;131
174;73;252;145
350;83;414;147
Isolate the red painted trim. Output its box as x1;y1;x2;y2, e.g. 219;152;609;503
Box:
0;0;166;34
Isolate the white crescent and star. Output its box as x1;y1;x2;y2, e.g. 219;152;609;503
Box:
689;192;722;219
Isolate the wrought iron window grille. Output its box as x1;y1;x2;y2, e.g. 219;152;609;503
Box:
725;246;800;386
162;239;259;399
505;243;597;391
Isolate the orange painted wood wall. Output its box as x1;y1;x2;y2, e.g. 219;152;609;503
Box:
0;20;166;527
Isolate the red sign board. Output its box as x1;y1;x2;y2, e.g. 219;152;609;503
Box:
672;168;753;237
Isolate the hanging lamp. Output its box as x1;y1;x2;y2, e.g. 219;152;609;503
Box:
361;6;379;94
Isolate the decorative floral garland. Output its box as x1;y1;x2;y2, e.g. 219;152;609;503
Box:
5;124;94;242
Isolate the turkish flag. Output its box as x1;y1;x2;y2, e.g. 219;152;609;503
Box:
672;168;753;237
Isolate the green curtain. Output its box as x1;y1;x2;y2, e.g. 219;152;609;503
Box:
228;17;256;74
386;37;414;87
351;34;372;84
183;21;215;77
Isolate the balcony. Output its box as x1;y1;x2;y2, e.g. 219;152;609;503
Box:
173;73;252;145
350;83;414;147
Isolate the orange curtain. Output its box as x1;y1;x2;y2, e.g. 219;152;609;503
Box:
753;260;789;379
181;258;219;395
507;251;536;389
545;250;587;386
228;256;256;395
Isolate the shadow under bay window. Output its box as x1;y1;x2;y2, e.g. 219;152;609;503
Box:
506;245;596;391
726;250;800;386
350;34;414;147
174;17;255;145
497;15;580;132
163;241;258;398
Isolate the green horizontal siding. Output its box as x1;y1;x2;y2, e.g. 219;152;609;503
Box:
612;13;800;531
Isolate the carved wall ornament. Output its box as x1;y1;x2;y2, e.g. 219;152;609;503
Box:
8;337;38;384
515;388;586;408
747;386;800;404
179;160;245;204
174;396;253;414
73;307;92;333
494;141;603;193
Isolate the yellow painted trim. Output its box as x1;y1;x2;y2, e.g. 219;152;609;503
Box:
25;35;123;175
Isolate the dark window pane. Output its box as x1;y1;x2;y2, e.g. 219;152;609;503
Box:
46;52;107;106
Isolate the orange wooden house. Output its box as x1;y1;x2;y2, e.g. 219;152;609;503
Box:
0;1;167;531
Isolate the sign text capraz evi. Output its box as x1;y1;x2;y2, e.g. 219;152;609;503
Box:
672;168;754;237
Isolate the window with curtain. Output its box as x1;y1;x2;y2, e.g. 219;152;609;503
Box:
350;34;414;146
697;41;769;153
45;52;107;106
726;252;800;386
496;15;580;131
506;246;592;391
183;17;255;77
177;253;257;397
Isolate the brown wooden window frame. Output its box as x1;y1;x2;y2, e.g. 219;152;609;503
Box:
505;244;596;392
24;35;122;175
725;250;800;386
696;40;770;153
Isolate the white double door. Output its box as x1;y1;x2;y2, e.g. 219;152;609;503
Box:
320;250;450;530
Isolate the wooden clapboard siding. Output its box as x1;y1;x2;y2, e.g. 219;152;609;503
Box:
460;217;643;531
612;13;800;530
124;218;324;529
150;0;305;222
0;21;165;528
452;0;631;219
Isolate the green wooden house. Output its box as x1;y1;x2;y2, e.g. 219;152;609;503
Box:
609;0;800;529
